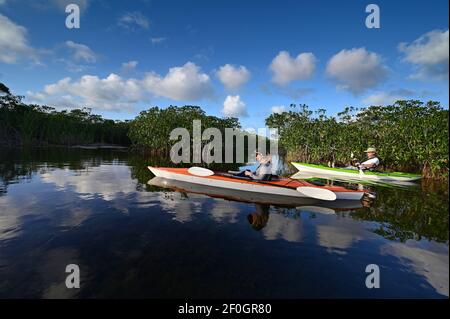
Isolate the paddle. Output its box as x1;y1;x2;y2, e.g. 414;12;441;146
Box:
350;151;367;175
186;167;337;201
296;186;337;201
187;166;214;176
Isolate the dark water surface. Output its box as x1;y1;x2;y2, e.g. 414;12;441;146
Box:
0;148;448;298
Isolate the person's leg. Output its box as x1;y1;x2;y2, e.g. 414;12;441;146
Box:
234;169;251;177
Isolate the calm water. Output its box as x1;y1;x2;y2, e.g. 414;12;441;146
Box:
0;148;448;298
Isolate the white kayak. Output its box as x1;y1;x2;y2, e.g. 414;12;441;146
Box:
291;162;422;182
148;177;364;211
148;167;366;201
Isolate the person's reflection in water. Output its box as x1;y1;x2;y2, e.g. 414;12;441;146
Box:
247;204;270;231
362;193;373;208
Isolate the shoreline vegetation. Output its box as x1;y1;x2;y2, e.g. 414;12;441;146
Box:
1;83;448;180
0;90;131;148
266;102;448;180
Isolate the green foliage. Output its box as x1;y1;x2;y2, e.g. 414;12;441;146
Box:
266;101;449;178
0;83;11;95
0;94;130;146
1;82;447;180
350;182;449;243
128;105;241;153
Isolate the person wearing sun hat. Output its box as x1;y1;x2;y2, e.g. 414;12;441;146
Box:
356;147;380;170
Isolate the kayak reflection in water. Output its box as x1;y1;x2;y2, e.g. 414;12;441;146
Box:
235;152;273;181
247;204;270;231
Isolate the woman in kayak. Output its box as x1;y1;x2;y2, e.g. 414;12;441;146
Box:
353;147;380;171
236;152;273;180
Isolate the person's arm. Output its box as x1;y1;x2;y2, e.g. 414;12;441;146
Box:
246;162;271;180
249;172;265;180
360;158;379;169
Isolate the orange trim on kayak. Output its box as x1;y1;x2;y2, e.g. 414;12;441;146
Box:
152;167;365;193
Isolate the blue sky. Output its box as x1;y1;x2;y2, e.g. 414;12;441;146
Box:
0;0;448;128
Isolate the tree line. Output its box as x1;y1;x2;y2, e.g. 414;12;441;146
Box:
1;82;448;178
128;105;241;157
265;100;448;179
0;84;130;146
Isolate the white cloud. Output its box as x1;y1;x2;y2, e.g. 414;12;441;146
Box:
150;37;166;44
157;192;203;223
0;0;6;5
380;241;449;297
118;11;149;30
269;51;316;85
26;62;215;110
0;13;39;64
27;73;143;111
326;47;387;94
142;62;213;101
362;89;414;105
41;165;137;201
399;29;449;81
216;64;250;91
121;60;138;73
271;105;286;114
263;213;302;242
316;223;363;251
209;201;240;224
65;40;96;63
56;41;96;73
222;95;247;117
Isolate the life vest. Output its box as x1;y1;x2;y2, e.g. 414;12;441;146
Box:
367;156;382;171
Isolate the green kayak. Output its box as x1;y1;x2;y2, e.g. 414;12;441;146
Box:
291;162;422;182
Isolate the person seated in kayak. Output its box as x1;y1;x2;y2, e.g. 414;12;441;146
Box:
235;152;273;180
354;147;380;171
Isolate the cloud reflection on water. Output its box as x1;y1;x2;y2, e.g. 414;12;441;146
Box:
0;162;448;298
